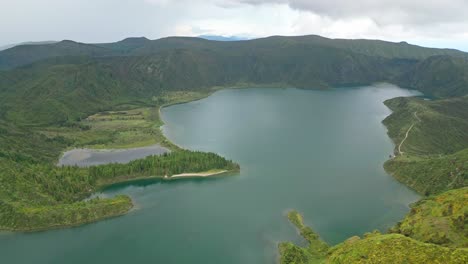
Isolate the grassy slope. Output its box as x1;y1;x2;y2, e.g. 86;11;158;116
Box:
328;233;468;264
390;187;468;248
384;149;468;195
280;209;468;264
38;90;211;150
383;96;468;195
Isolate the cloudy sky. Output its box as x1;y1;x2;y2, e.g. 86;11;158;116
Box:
1;0;468;51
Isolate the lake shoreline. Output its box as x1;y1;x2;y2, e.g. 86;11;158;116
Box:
98;169;239;190
47;84;416;236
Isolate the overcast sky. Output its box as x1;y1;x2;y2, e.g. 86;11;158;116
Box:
1;0;468;51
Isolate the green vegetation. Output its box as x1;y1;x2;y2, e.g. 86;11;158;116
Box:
383;96;468;195
279;210;468;264
385;149;468;195
384;96;468;156
1;36;468;127
0;196;132;232
0;87;237;231
396;56;468;97
91;150;239;186
0;147;238;231
0;34;467;261
37;90;211;150
279;211;329;264
2;35;465;71
328;233;468;264
390;187;467;248
278;62;467;262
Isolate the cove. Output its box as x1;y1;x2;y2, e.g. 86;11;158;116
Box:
0;84;421;264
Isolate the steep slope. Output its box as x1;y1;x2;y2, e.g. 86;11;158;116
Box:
396;56;468;97
0;46;413;126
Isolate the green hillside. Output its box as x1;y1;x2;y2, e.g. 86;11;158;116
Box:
0;95;238;231
396;56;468;97
2;35;466;71
0;46;416;126
384;149;468;195
383;96;468;195
384;96;468;156
390;187;467;248
280;206;468;264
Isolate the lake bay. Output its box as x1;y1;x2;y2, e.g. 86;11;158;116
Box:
0;84;421;264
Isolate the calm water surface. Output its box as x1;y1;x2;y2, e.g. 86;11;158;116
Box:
0;84;421;264
58;145;170;167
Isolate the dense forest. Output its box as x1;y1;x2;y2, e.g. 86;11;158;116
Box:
0;150;238;231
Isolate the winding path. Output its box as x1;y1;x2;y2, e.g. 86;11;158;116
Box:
398;112;420;155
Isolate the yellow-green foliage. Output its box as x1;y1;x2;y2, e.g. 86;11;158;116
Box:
385;149;468;195
287;211;329;256
280;207;468;264
278;242;323;264
328;233;468;264
391;187;468;247
0;196;132;231
279;211;329;264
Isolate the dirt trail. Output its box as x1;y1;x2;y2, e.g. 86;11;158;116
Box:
398;112;420;155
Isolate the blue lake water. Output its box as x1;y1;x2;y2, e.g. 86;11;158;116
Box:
0;84;421;264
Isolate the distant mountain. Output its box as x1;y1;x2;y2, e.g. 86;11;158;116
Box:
1;34;468;125
1;35;466;71
0;41;57;51
198;35;249;41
